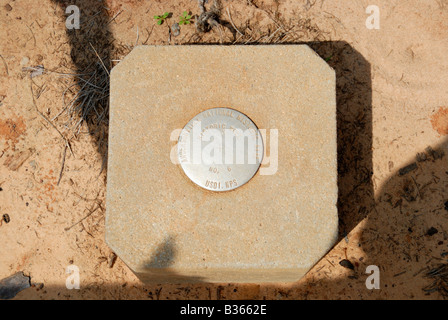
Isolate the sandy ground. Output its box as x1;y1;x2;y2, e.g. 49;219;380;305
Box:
0;0;448;299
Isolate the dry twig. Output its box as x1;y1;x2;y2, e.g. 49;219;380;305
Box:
424;264;448;298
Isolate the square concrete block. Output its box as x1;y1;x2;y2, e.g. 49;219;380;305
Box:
106;45;338;283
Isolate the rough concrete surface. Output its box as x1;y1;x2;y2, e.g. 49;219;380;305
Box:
106;45;337;283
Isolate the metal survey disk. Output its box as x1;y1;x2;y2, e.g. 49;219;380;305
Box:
177;107;264;191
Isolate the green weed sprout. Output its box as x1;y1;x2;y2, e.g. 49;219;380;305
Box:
154;12;170;25
179;11;192;25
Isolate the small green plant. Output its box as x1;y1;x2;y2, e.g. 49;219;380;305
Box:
154;12;170;25
179;11;192;25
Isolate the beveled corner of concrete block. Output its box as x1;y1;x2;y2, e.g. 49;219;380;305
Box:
106;45;338;283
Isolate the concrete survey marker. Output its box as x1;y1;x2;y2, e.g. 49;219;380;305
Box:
106;45;338;283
